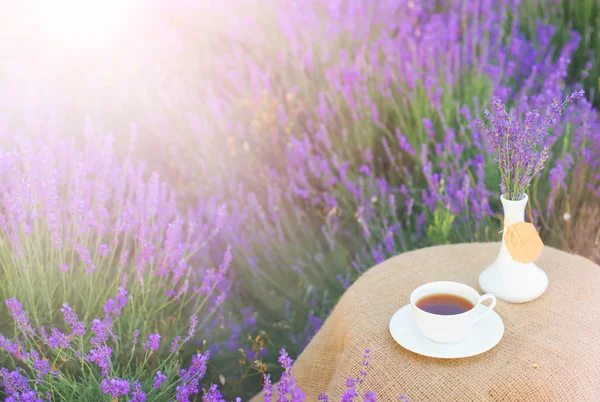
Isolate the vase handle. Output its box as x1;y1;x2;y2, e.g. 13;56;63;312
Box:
474;294;496;323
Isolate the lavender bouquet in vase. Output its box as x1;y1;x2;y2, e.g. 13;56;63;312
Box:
477;91;584;303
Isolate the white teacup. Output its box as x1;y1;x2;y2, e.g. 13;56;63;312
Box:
410;281;496;344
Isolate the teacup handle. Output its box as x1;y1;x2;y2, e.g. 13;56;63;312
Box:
474;294;496;323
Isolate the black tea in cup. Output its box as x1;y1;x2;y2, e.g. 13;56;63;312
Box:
416;293;474;315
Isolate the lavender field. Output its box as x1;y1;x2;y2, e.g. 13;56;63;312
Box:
0;0;599;400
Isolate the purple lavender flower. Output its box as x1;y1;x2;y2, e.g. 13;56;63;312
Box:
276;349;297;400
182;351;210;382
120;248;130;267
143;333;162;351
263;373;273;402
396;129;416;156
100;377;130;399
87;345;112;377
98;243;110;257
479;91;585;199
0;368;39;401
422;118;436;140
567;89;585;104
364;391;377;402
176;351;210;401
47;328;70;349
11;390;41;402
203;384;224;401
5;299;34;338
170;336;182;353
0;335;27;362
341;377;359;401
241;308;257;327
31;351;50;384
218;246;232;276
359;349;371;380
75;243;96;273
186;315;198;342
103;287;129;317
278;349;293;370
39;327;48;344
90;319;112;347
176;382;198;402
61;303;85;337
59;264;69;272
132;381;147;402
132;329;140;349
154;371;167;389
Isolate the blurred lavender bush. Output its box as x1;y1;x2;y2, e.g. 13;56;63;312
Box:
0;0;599;399
520;0;600;107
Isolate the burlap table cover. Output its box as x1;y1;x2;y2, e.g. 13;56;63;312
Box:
251;243;600;401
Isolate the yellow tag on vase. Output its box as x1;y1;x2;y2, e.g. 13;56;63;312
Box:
503;222;544;264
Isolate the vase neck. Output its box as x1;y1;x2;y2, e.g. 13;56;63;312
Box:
501;197;527;225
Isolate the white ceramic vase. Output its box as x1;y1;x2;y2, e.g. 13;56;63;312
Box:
479;194;548;303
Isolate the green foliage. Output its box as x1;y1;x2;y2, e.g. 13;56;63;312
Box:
427;205;456;245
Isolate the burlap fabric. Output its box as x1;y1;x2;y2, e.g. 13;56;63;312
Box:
251;243;600;401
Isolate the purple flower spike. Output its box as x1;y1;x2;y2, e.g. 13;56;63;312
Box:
103;287;129;317
567;89;585;103
100;377;130;399
154;371;167;389
170;336;182;353
47;328;70;349
88;345;112;377
263;374;273;402
275;349;305;400
176;351;210;401
61;303;85;337
0;368;38;400
98;243;109;257
143;333;161;351
132;329;140;345
90;318;114;347
31;352;50;384
75;243;96;273
0;335;28;362
203;384;224;401
5;299;35;338
186;315;198;342
132;381;146;402
479;91;585;200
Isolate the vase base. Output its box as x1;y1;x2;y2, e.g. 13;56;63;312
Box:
479;262;548;304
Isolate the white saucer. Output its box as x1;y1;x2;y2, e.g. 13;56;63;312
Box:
389;304;504;359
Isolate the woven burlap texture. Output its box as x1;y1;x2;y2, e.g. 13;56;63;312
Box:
251;243;600;402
